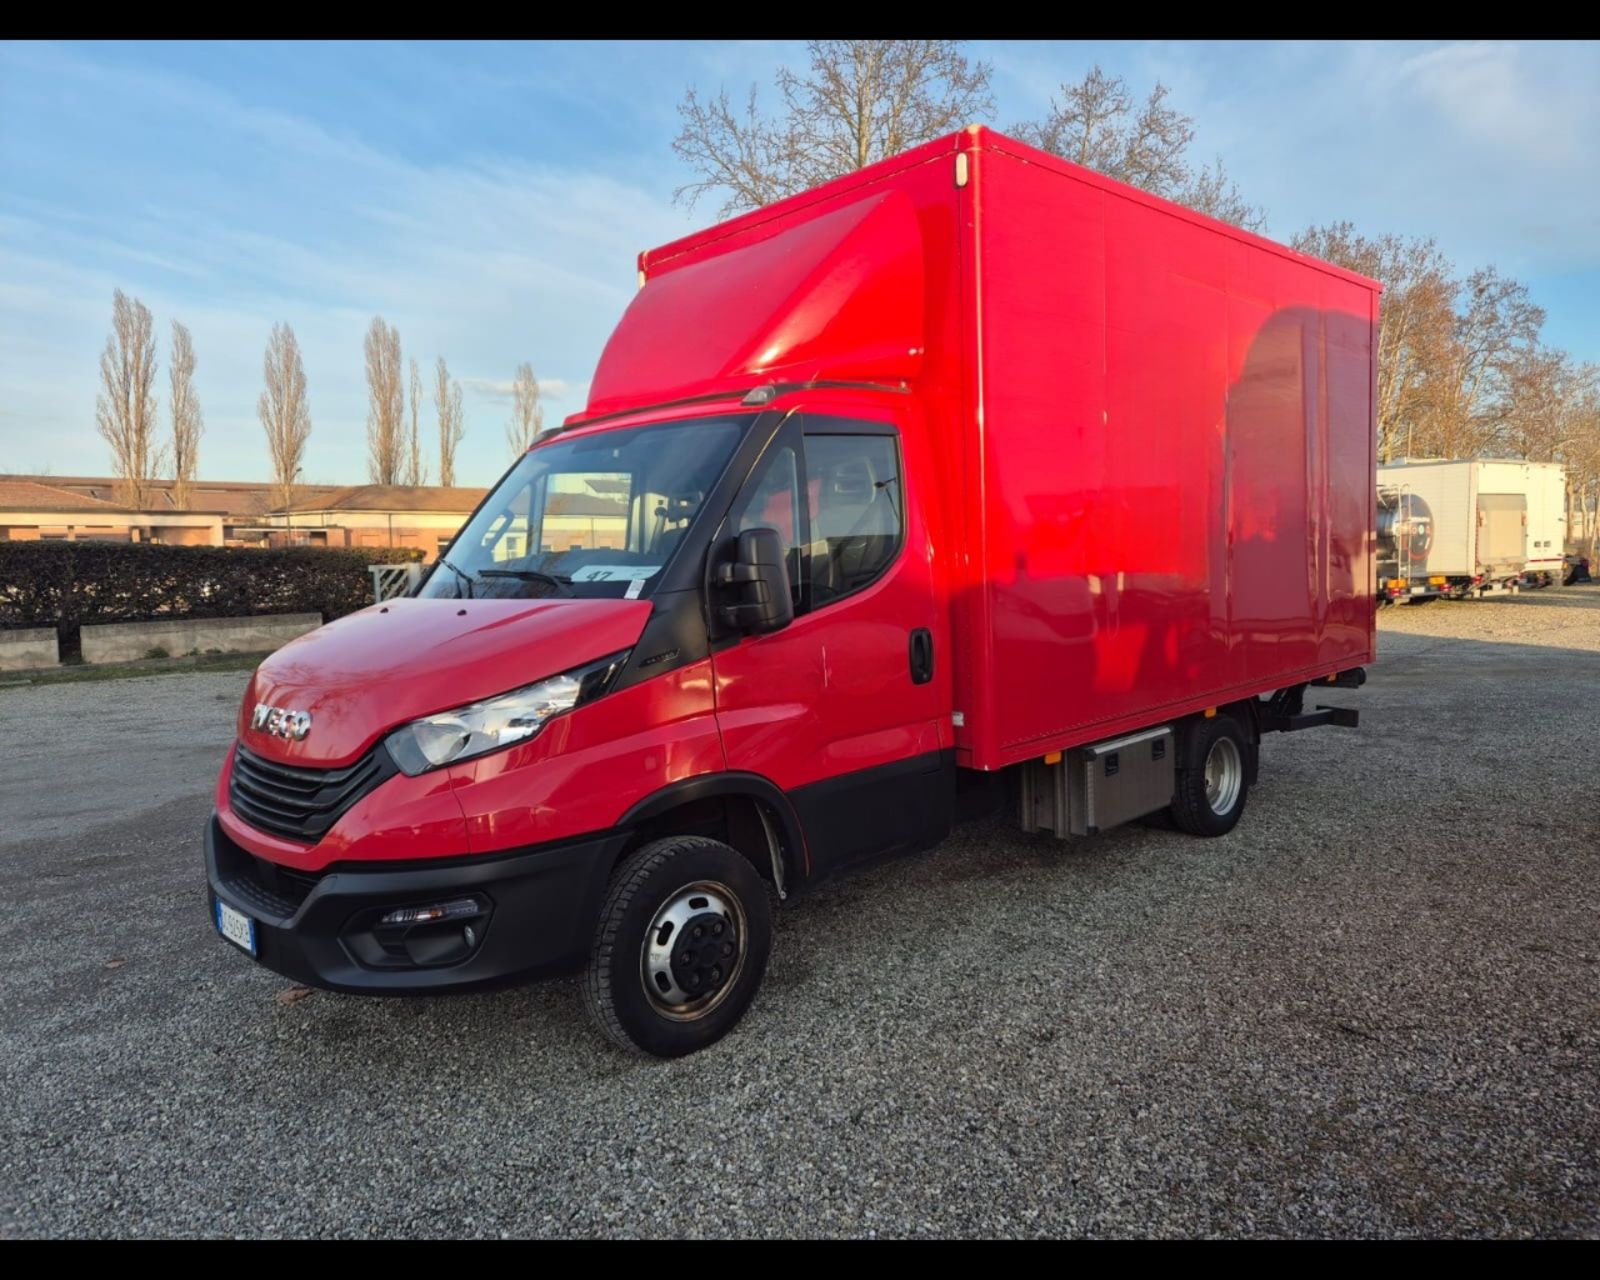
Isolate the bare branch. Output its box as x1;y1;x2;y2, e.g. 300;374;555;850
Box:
1177;157;1267;233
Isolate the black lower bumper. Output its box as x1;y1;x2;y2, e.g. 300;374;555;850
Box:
205;814;626;993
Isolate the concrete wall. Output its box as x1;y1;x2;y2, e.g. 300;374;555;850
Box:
0;627;59;672
80;613;322;664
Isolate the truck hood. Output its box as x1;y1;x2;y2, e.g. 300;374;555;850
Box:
238;597;654;766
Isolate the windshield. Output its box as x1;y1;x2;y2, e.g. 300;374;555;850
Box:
420;415;751;601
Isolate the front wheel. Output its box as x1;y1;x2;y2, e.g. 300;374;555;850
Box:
1169;714;1250;837
584;835;772;1058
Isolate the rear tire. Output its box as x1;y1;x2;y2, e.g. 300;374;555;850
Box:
584;835;772;1058
1170;714;1250;837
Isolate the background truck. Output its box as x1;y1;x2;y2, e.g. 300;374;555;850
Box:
1377;485;1442;604
1376;458;1567;597
207;126;1379;1057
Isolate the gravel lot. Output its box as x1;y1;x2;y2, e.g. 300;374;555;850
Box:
2;588;1596;1239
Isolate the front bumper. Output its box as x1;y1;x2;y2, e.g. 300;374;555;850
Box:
205;813;625;993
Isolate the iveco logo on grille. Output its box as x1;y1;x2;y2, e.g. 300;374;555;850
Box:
252;703;312;741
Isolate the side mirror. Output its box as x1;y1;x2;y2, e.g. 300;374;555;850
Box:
715;528;794;635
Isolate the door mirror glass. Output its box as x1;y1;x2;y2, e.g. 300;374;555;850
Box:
715;527;795;635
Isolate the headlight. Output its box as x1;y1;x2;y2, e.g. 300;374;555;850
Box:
384;651;629;775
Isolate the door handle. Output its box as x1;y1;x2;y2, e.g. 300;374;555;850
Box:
909;628;934;685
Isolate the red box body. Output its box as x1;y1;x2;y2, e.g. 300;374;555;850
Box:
598;127;1379;770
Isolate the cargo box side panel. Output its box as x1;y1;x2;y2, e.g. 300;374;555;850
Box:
1209;241;1377;683
971;144;1376;768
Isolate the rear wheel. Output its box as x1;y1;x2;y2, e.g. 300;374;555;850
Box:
1170;714;1250;837
584;835;772;1058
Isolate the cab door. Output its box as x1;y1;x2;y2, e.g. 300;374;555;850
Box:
710;409;950;879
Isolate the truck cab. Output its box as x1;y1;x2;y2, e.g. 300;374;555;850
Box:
209;388;957;1056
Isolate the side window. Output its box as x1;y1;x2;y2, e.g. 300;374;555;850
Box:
804;434;902;608
728;443;804;609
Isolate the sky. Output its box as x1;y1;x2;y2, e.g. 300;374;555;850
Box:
2;39;1597;489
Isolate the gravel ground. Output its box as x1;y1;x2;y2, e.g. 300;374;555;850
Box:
1;588;1597;1239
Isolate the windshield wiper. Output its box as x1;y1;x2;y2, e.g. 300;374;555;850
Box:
436;555;477;599
477;568;574;596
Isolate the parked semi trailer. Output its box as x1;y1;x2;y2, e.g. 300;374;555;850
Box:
205;127;1379;1057
1376;458;1566;598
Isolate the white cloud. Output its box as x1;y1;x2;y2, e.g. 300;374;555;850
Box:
461;376;589;402
1398;42;1584;167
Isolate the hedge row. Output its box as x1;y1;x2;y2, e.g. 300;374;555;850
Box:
0;542;427;651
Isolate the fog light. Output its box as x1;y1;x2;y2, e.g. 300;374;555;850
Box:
381;897;485;927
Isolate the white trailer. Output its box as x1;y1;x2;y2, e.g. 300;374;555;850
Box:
1376;458;1567;597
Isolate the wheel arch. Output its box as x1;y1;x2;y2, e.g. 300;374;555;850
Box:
617;773;807;899
1177;701;1261;787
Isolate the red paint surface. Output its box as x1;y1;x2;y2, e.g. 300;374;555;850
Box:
216;743;474;869
604;126;1377;769
444;659;725;854
238;597;652;766
711;394;949;799
589;189;925;417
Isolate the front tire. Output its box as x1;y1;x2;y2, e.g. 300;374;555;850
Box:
584;835;772;1058
1169;714;1250;837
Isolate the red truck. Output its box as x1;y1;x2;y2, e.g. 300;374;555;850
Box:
207;127;1379;1057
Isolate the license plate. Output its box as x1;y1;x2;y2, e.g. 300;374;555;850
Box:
1409;585;1427;594
216;900;257;956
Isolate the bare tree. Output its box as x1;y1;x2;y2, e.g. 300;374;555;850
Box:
674;40;994;216
1432;267;1545;457
1502;351;1600;562
364;316;405;485
1012;66;1266;231
507;362;544;459
1292;223;1458;463
403;356;427;487
168;320;203;510
1503;345;1582;461
1554;372;1600;564
435;356;465;487
259;322;313;512
95;289;165;508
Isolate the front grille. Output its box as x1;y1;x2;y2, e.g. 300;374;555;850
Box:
229;742;397;843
